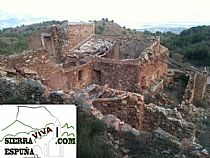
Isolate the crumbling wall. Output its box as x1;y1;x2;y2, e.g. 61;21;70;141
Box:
139;42;168;89
62;22;95;52
65;63;92;89
116;40;147;59
27;26;65;63
143;103;196;140
193;73;208;104
104;39;120;59
90;86;145;130
3;23;169;94
1;49;68;91
91;40;168;93
183;73;196;104
139;59;167;89
183;72;207;105
27;31;43;50
107;37;157;60
92;59;141;92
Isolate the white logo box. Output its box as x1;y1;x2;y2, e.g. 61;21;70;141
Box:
0;105;77;158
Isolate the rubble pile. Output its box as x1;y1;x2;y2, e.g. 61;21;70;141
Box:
144;103;196;141
73;36;113;56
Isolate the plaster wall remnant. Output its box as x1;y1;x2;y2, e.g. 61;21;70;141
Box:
207;75;210;85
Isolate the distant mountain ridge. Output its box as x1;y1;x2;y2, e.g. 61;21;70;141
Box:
138;22;210;34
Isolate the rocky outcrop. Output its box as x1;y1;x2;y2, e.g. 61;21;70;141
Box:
0;77;44;104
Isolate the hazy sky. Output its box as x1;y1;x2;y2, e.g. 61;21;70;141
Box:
0;0;210;28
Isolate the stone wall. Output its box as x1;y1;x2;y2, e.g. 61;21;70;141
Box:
183;72;207;105
107;39;120;59
0;49;68;91
139;42;168;89
139;59;168;90
90;40;168;93
27;26;64;63
61;22;95;52
91;59;141;92
91;86;145;130
27;23;95;63
183;73;196;104
110;39;147;59
65;63;92;90
27;31;43;50
193;73;208;104
2;23;169;94
143;103;196;140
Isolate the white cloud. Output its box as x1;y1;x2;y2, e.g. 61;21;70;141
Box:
0;0;210;28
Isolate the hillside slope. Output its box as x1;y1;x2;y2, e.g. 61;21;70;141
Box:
95;20;144;38
0;20;67;55
150;25;210;67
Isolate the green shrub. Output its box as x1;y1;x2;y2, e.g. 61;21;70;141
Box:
77;112;114;158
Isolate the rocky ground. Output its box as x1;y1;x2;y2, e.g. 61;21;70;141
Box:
0;74;210;158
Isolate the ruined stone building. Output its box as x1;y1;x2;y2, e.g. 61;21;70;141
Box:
1;22;209;153
0;22;168;93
